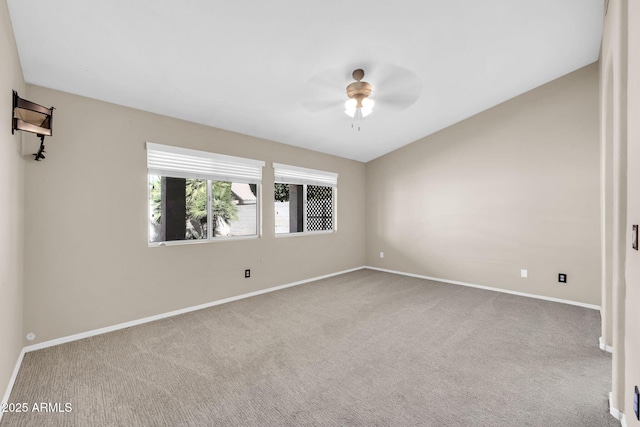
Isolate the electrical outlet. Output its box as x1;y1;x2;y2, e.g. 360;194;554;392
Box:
521;269;527;278
380;252;384;258
558;273;567;283
244;269;250;278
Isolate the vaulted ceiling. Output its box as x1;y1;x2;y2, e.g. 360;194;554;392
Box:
7;0;604;162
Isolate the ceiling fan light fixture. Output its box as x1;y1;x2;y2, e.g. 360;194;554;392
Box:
361;98;374;117
344;99;357;117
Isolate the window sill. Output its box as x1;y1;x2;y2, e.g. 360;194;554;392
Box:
275;230;335;238
149;235;259;247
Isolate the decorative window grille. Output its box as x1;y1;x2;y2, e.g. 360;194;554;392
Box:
273;163;337;234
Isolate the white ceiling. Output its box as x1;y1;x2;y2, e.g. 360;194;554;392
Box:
7;0;604;163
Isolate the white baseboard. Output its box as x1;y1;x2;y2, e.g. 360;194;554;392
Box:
611;406;622;420
366;266;601;310
600;336;614;353
5;264;605;421
609;391;623;421
621;412;628;427
0;347;26;423
24;266;366;353
20;266;603;354
1;266;363;408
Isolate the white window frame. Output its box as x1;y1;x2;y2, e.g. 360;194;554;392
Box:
273;163;338;235
147;142;264;246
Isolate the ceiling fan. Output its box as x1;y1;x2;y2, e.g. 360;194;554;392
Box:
301;64;422;120
345;69;374;118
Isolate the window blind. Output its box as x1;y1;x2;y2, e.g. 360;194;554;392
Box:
273;163;338;187
147;142;264;184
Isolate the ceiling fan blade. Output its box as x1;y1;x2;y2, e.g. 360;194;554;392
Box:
368;64;422;111
375;95;420;112
300;67;349;113
368;63;417;87
301;98;341;112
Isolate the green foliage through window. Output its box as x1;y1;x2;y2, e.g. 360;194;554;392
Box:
149;176;255;243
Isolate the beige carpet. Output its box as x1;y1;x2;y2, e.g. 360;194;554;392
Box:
1;269;617;426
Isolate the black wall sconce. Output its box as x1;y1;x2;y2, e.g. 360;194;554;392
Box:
12;90;55;161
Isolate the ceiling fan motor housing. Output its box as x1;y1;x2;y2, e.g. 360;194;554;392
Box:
346;81;372;108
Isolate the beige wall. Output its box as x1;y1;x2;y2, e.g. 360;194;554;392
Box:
0;0;24;405
625;2;640;424
22;85;366;344
366;64;601;306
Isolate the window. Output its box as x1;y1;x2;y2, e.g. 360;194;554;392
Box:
273;163;337;234
147;143;264;244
